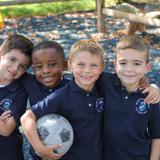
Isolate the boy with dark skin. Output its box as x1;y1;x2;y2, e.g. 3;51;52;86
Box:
21;39;160;160
21;40;68;160
21;39;105;160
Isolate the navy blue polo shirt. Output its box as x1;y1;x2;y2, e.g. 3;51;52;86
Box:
31;79;104;160
21;73;69;105
21;73;69;160
0;79;28;160
98;72;160;160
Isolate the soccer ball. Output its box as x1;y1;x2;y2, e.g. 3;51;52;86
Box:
36;114;74;154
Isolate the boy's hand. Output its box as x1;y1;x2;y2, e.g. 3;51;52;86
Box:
138;76;149;90
0;110;12;122
37;144;63;160
142;84;160;104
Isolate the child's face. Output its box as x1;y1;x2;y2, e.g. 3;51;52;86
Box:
115;48;151;91
0;49;30;85
32;48;66;88
69;51;104;91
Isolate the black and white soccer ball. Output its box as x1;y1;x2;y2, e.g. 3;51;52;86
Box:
37;114;74;154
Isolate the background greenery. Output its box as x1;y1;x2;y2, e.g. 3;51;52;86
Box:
0;0;156;18
0;0;95;18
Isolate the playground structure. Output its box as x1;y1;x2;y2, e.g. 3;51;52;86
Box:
97;0;160;34
0;0;160;34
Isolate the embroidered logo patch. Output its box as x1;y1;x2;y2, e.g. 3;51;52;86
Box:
135;98;149;114
96;97;104;112
0;99;12;111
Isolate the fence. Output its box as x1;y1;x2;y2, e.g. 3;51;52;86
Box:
2;0;160;33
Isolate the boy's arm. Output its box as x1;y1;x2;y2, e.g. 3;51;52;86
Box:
21;110;63;159
0;115;16;136
150;139;160;160
142;84;160;104
0;110;12;122
138;77;160;104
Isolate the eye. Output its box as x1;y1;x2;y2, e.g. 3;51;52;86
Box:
91;64;98;67
19;65;27;71
33;65;42;70
134;62;141;66
119;62;126;65
77;63;84;66
8;57;16;63
49;63;57;67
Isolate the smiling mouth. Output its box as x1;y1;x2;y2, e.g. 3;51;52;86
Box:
123;74;136;77
8;70;16;78
42;77;54;81
81;75;93;80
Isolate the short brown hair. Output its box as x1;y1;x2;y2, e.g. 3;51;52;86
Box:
116;35;149;62
0;33;34;58
68;39;105;65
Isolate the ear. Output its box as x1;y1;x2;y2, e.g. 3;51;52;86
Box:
67;60;72;72
101;62;105;71
62;60;68;71
114;60;117;72
145;63;152;74
0;48;4;57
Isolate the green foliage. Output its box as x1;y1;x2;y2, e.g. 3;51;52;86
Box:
0;0;153;18
0;0;95;18
105;0;130;7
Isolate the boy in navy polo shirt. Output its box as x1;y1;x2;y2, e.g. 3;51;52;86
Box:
99;35;160;160
20;38;160;160
21;40;69;160
0;34;34;160
21;39;105;160
22;40;68;106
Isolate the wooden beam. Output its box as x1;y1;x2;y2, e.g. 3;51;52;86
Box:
103;8;160;27
97;0;105;33
145;11;160;18
0;0;71;6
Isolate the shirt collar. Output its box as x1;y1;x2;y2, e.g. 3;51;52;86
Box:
38;77;69;92
5;79;21;92
113;74;141;94
69;78;98;96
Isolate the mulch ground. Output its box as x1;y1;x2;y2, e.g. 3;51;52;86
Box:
1;11;160;83
1;11;160;159
0;11;160;82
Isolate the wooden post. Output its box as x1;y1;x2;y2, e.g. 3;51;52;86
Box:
97;0;105;33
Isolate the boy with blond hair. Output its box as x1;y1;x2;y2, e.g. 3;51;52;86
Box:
21;39;105;160
21;38;160;160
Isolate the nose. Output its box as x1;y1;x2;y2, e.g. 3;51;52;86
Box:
43;65;50;74
84;65;90;73
11;64;19;73
125;64;133;72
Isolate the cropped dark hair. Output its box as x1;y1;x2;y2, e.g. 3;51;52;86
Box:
0;33;34;58
33;41;65;61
